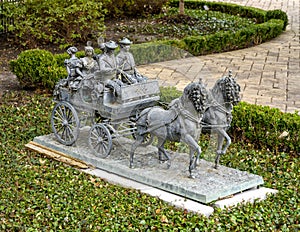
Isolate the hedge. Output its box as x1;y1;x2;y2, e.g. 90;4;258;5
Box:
230;102;300;154
165;0;288;55
1;0;107;47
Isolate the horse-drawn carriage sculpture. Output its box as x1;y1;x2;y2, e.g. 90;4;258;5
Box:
50;41;240;178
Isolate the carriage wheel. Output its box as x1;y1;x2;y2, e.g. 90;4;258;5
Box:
51;101;80;146
140;132;154;147
131;126;153;147
89;124;112;158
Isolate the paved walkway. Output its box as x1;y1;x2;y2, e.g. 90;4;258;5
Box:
139;0;300;113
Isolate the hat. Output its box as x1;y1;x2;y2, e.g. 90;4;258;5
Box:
67;46;78;55
105;41;118;49
119;37;132;45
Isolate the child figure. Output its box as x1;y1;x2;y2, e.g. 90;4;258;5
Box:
64;46;84;90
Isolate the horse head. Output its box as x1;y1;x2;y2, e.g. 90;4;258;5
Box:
182;80;209;114
212;71;241;106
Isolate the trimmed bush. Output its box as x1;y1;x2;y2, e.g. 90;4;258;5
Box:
266;9;289;30
9;49;66;90
129;42;189;65
230;102;300;154
169;0;268;23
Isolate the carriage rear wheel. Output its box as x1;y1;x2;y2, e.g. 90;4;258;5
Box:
51;101;80;146
140;132;154;147
89;124;112;158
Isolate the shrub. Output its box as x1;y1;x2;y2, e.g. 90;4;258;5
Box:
2;0;107;47
230;102;300;154
266;9;289;30
9;49;66;90
130;42;189;65
104;0;169;18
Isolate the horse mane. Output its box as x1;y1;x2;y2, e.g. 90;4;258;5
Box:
183;81;208;113
211;72;241;105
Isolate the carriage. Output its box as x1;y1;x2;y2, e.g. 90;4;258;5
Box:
50;70;160;158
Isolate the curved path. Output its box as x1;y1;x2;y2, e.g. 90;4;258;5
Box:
139;0;300;113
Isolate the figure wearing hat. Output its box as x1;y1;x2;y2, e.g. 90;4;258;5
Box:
98;41;124;95
116;37;147;84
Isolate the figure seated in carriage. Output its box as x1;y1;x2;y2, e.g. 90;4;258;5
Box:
116;37;148;84
54;38;149;101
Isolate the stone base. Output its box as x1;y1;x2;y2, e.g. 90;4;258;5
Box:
33;128;264;204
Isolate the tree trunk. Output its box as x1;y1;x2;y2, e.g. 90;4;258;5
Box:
179;0;184;15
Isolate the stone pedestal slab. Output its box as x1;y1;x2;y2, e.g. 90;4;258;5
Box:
33;128;264;204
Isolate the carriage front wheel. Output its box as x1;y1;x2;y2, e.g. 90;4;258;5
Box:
51;101;80;146
89;124;112;158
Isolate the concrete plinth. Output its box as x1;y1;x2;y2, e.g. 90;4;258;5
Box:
33;127;264;204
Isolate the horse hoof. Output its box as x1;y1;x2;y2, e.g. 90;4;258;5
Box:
189;173;196;179
167;162;171;169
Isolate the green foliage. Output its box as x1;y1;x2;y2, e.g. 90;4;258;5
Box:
130;42;189;65
169;0;268;23
9;49;66;89
266;9;289;30
166;0;288;55
112;8;256;41
158;86;182;108
2;0;107;47
0;91;298;230
103;0;169;18
179;19;284;55
230;102;300;154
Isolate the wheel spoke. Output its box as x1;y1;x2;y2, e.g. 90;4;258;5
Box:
66;125;75;142
55;124;64;133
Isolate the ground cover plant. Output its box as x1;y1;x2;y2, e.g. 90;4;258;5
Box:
106;7;256;42
0;90;299;230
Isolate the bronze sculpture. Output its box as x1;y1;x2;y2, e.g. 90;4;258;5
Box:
130;80;209;178
202;71;241;168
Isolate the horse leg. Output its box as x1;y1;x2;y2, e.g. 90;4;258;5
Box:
130;137;143;168
157;138;171;168
182;134;202;178
215;129;231;169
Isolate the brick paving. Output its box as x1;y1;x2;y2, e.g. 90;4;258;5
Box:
139;0;300;113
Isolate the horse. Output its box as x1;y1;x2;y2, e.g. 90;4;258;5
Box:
130;81;209;178
201;71;241;169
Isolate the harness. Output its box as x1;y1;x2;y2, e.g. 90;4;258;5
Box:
176;98;203;128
